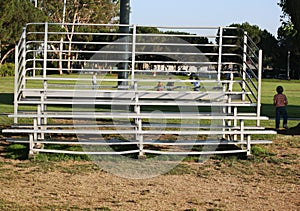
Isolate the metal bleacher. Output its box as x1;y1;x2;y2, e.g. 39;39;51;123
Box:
2;23;276;157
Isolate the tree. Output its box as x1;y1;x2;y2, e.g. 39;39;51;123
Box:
279;0;300;51
0;0;47;64
224;23;281;69
278;0;300;78
40;0;119;73
41;0;119;24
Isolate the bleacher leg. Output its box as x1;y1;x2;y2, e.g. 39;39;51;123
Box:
28;134;35;159
246;135;251;156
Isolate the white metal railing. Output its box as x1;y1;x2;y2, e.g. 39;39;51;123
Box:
8;23;273;156
14;27;27;123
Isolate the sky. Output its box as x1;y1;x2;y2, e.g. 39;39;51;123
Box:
130;0;283;37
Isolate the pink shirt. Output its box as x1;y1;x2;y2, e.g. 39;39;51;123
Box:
274;93;288;107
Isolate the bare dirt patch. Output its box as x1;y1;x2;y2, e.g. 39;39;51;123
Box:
0;135;299;211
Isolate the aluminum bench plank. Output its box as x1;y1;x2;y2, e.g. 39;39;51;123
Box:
5;139;273;145
10;123;266;130
8;112;269;120
32;149;140;155
2;128;277;135
143;149;248;155
17;99;256;107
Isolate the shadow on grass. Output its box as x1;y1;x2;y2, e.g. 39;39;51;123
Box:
4;143;29;160
276;123;300;135
0;93;13;105
262;103;300;119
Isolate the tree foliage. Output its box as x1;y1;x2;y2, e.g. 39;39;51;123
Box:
278;0;300;78
40;0;119;24
279;0;300;51
0;0;47;63
222;23;281;69
0;0;47;44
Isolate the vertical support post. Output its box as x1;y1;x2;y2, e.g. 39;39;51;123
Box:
118;0;130;88
240;119;244;142
242;32;248;102
33;118;38;143
14;44;19;124
217;28;226;139
131;25;136;86
14;27;27;124
29;134;35;158
37;103;45;140
43;22;48;82
138;132;144;158
233;107;238;141
42;23;48;131
33;47;36;77
217;27;223;83
133;79;144;158
132;25;138;144
36;107;44;149
134;82;139;114
37;105;41;126
33;118;43;155
246;134;251;156
21;28;27;90
257;50;263;127
227;72;234;139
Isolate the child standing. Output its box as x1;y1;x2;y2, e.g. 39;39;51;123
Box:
274;85;288;129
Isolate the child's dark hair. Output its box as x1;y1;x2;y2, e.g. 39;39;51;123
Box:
276;86;284;94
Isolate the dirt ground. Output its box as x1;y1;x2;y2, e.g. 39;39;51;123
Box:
0;135;299;211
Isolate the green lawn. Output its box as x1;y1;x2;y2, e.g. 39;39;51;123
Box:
0;76;14;114
0;76;299;126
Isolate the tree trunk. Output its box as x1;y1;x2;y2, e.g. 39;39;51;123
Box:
59;37;64;75
50;44;63;74
66;10;78;74
0;47;15;65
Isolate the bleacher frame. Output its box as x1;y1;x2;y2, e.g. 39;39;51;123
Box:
3;23;276;157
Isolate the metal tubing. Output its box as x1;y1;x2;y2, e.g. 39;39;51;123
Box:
21;29;26;90
217;27;223;83
257;50;263;126
240;119;244;141
29;134;34;156
242;32;248;102
43;23;48;79
33;118;38;142
233;107;238;140
131;25;137;85
246;134;251;156
14;44;19;124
